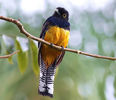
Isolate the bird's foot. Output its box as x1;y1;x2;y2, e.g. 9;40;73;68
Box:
50;43;54;48
61;46;64;51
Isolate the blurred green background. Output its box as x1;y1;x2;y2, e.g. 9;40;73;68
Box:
0;0;116;100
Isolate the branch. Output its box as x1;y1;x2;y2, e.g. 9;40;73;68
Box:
0;50;19;59
0;16;116;60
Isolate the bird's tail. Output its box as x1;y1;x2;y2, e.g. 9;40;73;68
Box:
38;57;56;98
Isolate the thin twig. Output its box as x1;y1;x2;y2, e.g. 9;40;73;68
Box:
0;50;19;58
0;16;116;60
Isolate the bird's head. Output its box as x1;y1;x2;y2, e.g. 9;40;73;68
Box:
53;7;69;21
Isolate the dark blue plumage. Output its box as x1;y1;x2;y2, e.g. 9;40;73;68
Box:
46;16;70;30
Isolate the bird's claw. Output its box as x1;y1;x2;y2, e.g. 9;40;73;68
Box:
61;46;64;51
50;43;54;48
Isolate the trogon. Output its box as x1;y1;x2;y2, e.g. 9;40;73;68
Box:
38;7;70;98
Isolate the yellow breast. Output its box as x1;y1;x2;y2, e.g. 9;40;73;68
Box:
41;26;70;67
44;26;70;47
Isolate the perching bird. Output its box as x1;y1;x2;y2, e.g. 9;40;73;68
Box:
38;7;70;98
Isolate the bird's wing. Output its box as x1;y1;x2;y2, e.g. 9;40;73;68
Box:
38;20;51;65
55;51;65;67
38;21;50;49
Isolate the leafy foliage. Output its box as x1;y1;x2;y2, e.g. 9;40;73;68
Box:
29;39;39;76
15;39;28;73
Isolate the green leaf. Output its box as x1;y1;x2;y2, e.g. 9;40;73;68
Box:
6;51;13;64
15;40;28;74
30;39;39;76
2;35;15;64
0;37;6;55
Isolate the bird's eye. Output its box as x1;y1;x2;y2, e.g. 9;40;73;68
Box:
62;14;67;18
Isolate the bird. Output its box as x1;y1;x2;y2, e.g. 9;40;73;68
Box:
38;7;70;98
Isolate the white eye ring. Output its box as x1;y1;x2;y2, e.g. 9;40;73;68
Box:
55;8;60;15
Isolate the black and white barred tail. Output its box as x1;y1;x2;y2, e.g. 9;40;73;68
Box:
38;54;56;98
